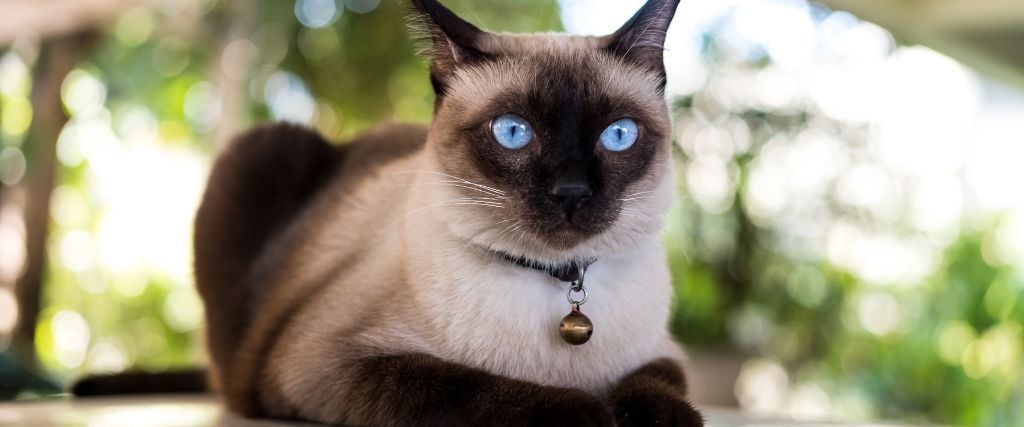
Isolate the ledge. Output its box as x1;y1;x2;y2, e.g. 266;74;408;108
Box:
0;394;905;426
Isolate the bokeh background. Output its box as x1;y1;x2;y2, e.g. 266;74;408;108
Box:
1;0;1022;425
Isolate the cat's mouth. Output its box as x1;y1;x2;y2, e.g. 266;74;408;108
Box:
506;210;612;252
509;191;626;251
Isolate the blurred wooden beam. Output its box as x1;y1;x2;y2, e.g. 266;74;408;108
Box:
821;0;1024;90
0;0;140;46
821;0;1024;31
11;30;98;370
919;0;1024;30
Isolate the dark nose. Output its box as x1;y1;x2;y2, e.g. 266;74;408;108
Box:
549;181;592;218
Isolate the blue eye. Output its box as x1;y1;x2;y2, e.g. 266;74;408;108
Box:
491;114;533;149
599;119;639;152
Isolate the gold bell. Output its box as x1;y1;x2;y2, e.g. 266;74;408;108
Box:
559;304;593;345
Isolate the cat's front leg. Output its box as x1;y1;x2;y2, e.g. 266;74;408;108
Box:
609;359;704;427
336;353;614;427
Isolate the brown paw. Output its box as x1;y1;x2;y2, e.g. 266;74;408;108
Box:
526;389;615;427
613;387;704;427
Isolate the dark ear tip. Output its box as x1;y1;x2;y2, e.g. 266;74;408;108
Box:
604;0;681;66
408;0;432;12
406;0;485;38
406;0;489;97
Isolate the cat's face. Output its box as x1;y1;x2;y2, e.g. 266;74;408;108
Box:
413;0;679;260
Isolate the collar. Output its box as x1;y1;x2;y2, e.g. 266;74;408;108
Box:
495;251;595;282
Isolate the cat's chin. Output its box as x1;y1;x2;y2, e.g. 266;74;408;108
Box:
466;218;656;267
474;241;597;269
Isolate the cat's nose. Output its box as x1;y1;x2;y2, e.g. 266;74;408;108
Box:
549;181;592;218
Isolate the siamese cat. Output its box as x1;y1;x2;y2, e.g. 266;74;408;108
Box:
193;0;702;425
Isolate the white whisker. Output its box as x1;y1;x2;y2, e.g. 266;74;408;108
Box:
618;189;651;197
389;181;506;198
394;170;506;195
495;220;522;244
386;197;505;231
618;195;662;202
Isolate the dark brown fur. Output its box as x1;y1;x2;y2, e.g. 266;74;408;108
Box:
194;123;340;387
318;352;614;426
612;359;705;426
195;122;426;414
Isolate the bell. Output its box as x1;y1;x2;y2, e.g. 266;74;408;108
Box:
559;307;593;345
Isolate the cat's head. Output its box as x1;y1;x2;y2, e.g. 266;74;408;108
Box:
411;0;680;262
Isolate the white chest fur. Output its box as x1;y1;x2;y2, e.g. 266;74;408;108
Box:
410;237;681;394
380;153;683;393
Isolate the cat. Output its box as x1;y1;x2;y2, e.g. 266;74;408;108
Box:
192;0;701;425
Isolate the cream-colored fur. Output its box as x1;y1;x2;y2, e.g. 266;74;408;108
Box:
254;34;681;423
406;151;680;394
262;151;679;418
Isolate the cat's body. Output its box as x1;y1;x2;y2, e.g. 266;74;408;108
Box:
195;1;701;425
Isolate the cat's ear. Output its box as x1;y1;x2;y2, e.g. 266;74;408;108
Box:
409;0;490;96
603;0;681;91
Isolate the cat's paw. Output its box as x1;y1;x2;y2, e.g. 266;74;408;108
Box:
525;389;614;427
612;387;704;427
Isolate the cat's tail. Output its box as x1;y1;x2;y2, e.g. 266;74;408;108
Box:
71;369;208;396
193;123;340;373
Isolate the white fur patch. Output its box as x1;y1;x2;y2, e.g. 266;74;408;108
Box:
394;155;683;393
